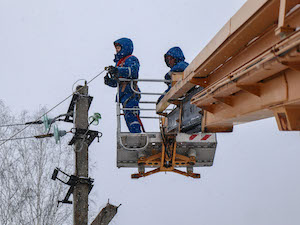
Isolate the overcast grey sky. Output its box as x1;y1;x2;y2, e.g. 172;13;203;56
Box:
1;0;300;225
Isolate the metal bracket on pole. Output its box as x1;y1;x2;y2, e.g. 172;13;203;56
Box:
51;167;94;206
64;93;93;123
68;128;102;146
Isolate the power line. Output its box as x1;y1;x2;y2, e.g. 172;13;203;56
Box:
0;136;39;142
0;123;27;128
0;120;43;128
0;69;106;148
0;132;69;142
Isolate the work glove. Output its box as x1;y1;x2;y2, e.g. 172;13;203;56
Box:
106;66;119;76
104;73;111;85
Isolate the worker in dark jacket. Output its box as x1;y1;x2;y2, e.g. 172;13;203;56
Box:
104;37;142;133
157;47;189;103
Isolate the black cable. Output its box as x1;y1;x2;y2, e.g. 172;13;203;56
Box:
0;133;56;142
0;120;43;128
0;136;37;142
0;123;27;128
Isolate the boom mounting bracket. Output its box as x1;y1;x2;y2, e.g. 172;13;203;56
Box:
131;119;201;179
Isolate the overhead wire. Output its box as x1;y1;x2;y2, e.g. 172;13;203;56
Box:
0;136;43;142
0;131;74;142
72;79;87;93
0;119;43;128
0;123;28;128
0;69;106;148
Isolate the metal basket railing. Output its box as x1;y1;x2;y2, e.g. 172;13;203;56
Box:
116;78;171;151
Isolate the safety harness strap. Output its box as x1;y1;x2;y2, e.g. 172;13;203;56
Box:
117;55;133;67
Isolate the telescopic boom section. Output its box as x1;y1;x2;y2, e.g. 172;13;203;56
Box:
156;0;300;132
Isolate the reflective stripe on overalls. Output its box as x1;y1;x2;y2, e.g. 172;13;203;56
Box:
117;55;139;95
117;55;144;132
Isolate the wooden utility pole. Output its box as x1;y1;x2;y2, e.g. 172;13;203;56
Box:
74;84;89;225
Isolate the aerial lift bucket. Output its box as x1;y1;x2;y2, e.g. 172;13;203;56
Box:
115;78;217;179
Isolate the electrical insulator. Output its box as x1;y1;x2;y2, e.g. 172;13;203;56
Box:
43;115;54;131
89;112;102;125
54;125;67;144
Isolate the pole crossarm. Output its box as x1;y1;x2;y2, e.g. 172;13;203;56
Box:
51;167;94;206
68;128;101;146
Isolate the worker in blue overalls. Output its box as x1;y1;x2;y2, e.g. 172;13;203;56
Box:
104;37;142;133
157;47;189;104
